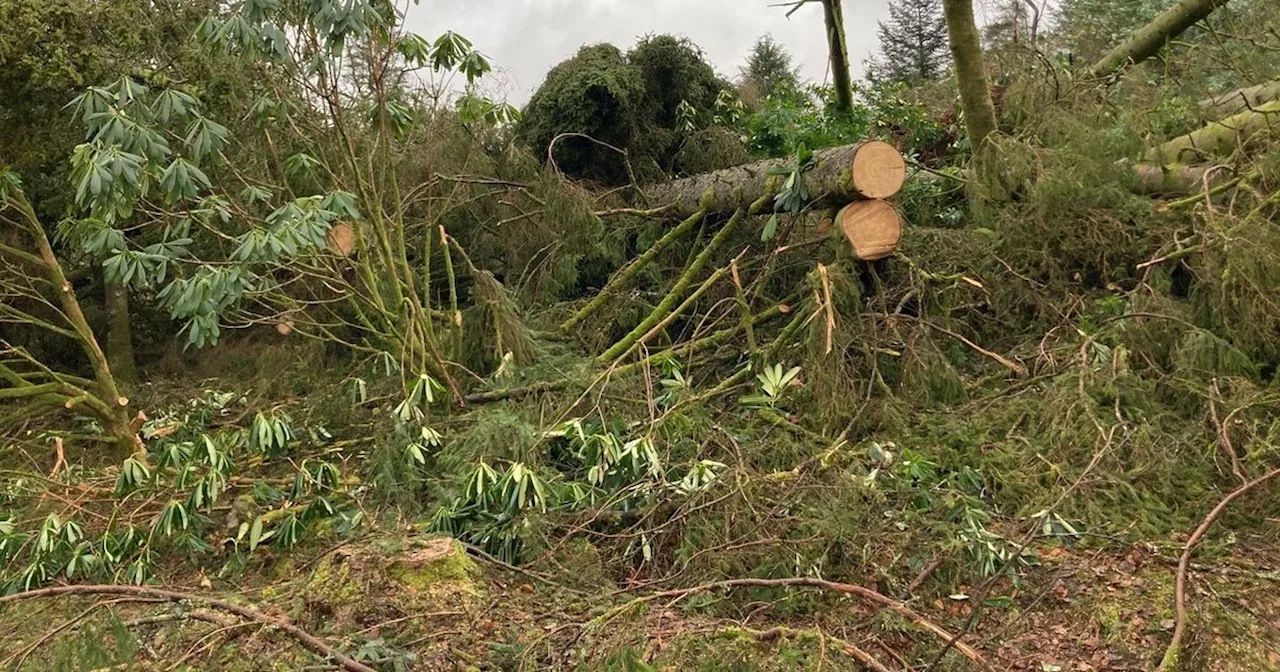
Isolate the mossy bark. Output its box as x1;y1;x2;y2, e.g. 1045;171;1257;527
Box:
941;0;999;155
0;184;138;456
821;0;855;114
105;278;138;384
1146;100;1280;164
1088;0;1233;78
644;142;904;218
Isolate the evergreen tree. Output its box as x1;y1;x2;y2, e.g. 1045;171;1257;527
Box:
874;0;949;83
738;35;800;101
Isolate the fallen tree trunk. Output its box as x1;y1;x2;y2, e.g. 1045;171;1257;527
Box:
1200;80;1280;120
1088;0;1232;78
645;141;905;217
1132;163;1234;195
917;163;1237;198
1145;100;1280;163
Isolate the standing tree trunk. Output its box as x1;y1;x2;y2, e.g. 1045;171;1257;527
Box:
821;0;855;114
105;278;138;384
1088;0;1232;78
0;177;140;457
942;0;999;153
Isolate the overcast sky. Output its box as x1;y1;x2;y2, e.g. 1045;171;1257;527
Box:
407;0;899;105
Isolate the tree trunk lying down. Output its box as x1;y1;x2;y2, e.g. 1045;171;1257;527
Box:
1132;163;1235;195
645;141;906;217
1088;0;1232;78
1146;100;1280;164
1200;80;1280;121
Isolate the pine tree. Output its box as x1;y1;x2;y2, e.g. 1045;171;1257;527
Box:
738;35;800;101
874;0;949;83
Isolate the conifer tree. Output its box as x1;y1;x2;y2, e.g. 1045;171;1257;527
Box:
875;0;949;83
739;35;801;100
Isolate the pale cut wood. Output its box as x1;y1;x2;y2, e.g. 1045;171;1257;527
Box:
837;200;902;261
645;141;906;217
327;222;356;256
851;141;907;199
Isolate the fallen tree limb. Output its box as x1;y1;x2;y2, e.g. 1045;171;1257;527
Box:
598;205;751;363
1157;467;1280;672
1145;100;1280;164
561;207;708;332
743;626;892;672
1088;0;1233;79
597;577;990;670
0;584;376;672
1200;79;1280;120
463;381;572;405
644;141;906;217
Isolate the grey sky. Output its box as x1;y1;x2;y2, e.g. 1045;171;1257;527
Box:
408;0;898;105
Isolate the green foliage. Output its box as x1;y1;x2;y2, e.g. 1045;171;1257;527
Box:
519;44;646;184
519;35;728;183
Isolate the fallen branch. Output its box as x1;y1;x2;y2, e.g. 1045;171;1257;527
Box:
463;381;571;405
1200;79;1280;120
598;206;749;363
561;207;708;332
1157;467;1280;672
1145;100;1280;164
914;318;1028;377
0;584;376;672
598;577;990;669
743;626;892;672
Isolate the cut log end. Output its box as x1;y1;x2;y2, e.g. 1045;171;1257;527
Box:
327;223;356;257
850;140;907;200
837;200;902;261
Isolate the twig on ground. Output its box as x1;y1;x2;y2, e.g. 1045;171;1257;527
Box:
600;577;990;669
0;584;377;672
743;626;893;672
1157;467;1280;672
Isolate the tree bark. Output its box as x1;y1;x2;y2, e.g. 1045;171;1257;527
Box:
105;278;138;384
1088;0;1232;78
941;0;999;153
1200;80;1280;121
1132;163;1233;195
0;181;139;456
821;0;855;114
1145;100;1280;164
645;141;905;217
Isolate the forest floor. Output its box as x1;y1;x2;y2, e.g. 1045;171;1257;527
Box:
3;530;1279;670
2;336;1279;672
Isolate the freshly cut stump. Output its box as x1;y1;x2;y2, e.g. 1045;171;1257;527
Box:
849;140;907;200
838;200;902;261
